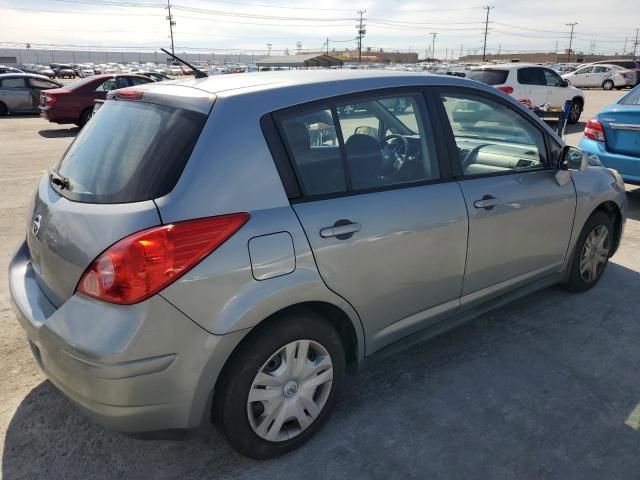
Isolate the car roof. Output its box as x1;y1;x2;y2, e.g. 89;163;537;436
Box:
148;69;477;97
0;73;58;81
470;63;547;71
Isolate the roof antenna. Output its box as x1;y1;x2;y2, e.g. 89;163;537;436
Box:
161;48;208;79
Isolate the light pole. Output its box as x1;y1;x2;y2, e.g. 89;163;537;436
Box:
430;32;438;60
566;22;578;62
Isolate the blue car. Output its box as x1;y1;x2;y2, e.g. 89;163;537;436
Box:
580;85;640;184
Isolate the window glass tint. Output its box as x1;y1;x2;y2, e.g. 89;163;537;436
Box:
467;70;508;85
279;109;346;196
575;66;593;75
129;76;152;86
95;79;118;92
1;78;25;88
517;67;546;85
593;66;609;73
543;69;563;87
55;100;206;203
336;94;439;190
441;93;546;176
28;78;58;89
620;87;640;105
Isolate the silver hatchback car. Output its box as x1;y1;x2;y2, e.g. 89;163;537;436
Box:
9;71;626;458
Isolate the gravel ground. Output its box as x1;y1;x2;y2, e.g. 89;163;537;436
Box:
1;89;639;480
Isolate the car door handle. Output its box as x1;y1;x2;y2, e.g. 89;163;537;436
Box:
320;222;361;239
473;195;499;210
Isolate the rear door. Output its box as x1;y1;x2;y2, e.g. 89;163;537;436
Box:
571;66;594;87
516;67;549;106
592;66;610;87
275;90;468;353
0;77;31;111
436;88;576;307
27;96;208;306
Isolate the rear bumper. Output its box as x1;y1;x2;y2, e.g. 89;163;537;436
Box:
579;138;640;185
38;106;77;124
9;241;247;433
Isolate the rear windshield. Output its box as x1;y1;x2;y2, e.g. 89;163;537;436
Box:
619;87;640;106
54;100;207;203
467;69;509;85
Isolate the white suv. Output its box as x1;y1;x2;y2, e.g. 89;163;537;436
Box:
467;63;585;124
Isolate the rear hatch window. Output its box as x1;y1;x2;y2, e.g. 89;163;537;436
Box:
467;69;509;85
54;99;207;203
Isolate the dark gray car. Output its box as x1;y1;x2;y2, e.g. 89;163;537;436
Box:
0;73;62;115
8;70;627;459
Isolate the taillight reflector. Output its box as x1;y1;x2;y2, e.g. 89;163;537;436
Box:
115;89;144;100
45;94;57;106
497;86;514;94
77;213;250;304
584;118;605;142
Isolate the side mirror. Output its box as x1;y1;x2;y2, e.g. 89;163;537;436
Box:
560;146;589;172
562;79;569;87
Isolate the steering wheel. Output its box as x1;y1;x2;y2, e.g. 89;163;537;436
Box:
380;134;409;178
461;144;489;171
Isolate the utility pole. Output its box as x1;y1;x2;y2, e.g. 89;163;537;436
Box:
623;37;628;56
325;37;329;55
430;32;438;60
296;41;302;54
482;5;494;62
356;10;366;63
459;44;463;60
165;0;176;56
566;22;578;62
634;28;639;58
266;43;272;56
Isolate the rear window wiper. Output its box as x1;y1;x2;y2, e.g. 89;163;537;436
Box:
49;169;70;190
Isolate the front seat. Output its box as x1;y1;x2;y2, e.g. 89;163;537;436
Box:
345;134;383;190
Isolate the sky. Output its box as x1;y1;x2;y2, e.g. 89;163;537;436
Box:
0;0;638;58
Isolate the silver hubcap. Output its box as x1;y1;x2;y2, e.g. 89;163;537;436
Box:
247;340;333;442
580;225;609;282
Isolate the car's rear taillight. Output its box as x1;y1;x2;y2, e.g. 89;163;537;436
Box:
115;89;144;100
584;118;605;142
497;86;514;94
44;93;57;106
77;213;250;304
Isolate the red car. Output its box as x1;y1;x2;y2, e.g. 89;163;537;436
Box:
39;74;154;127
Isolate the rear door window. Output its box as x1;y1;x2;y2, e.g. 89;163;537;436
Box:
53;100;207;203
517;67;546;85
128;76;153;86
0;78;26;88
467;70;509;85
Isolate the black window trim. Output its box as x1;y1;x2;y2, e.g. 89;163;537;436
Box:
432;85;556;180
261;85;453;203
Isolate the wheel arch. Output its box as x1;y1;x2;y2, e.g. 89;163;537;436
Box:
571;95;584;109
593;200;623;255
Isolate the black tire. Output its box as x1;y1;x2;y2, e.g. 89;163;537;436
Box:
78;108;92;128
567;100;582;124
602;79;614;90
214;309;345;459
0;102;7;116
563;211;613;293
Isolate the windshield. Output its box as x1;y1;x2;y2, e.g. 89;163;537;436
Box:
54;100;207;203
467;69;509;85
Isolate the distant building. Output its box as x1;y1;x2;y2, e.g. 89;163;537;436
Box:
459;52;637;64
333;50;419;64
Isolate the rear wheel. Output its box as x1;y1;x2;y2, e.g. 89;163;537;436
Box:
78;108;92;128
214;310;345;459
563;211;613;293
602;79;614;90
567;100;582;124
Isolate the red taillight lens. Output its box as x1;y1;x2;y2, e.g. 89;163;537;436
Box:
45;94;57;106
497;86;514;94
584;118;605;142
77;213;250;304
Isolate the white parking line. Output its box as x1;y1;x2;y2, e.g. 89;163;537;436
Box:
624;403;640;430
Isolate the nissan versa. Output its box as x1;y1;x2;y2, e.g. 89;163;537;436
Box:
9;71;626;459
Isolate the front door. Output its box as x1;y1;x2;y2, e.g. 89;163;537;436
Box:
437;89;576;306
275;91;468;353
0;77;31;112
516;67;549;107
543;67;570;109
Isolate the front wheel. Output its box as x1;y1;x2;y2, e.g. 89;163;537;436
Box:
214;310;345;459
563;211;613;293
567;101;582;124
602;79;614;90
